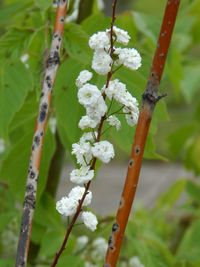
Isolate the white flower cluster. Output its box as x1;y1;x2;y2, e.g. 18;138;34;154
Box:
89;26;141;75
56;25;142;233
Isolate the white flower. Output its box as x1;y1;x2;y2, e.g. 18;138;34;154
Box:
68;186;92;206
103;79;126;101
72;140;93;166
78;84;101;107
49;117;57;134
92;237;107;260
78;115;99;129
124;106;139;126
129;256;145;267
115;48;142;70
76;235;89;250
76;70;93;88
86;96;107;121
20;54;29;68
89;32;110;50
120;91;139;111
0;139;5;154
92;141;115;163
70;166;94;184
81;211;98;231
56;196;78;217
107;26;130;45
80;132;97;143
107;115;121;130
92;49;112;75
20;54;29;63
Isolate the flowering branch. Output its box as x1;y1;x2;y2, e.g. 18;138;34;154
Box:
15;1;68;267
104;1;181;266
50;2;119;266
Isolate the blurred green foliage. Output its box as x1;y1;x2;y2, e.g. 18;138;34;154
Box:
0;0;200;266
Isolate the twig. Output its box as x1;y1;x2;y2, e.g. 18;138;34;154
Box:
15;1;68;267
50;1;118;266
104;1;181;266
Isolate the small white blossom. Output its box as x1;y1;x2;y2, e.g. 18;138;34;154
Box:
76;70;93;88
76;235;89;250
92;237;107;260
78;84;101;107
80;132;97;143
68;186;92;206
20;54;29;68
92;49;112;75
120;91;139;111
129;256;145;267
89;32;110;50
92;141;114;163
72;140;92;166
56;196;78;217
86;96;107;122
49;117;57;134
107;115;121;130
103;79;127;103
70;166;94;184
81;211;98;231
0;139;5;154
115;48;142;70
124;106;139;126
78;115;99;129
108;26;131;45
20;54;29;63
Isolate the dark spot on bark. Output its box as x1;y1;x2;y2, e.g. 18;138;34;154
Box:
47;51;60;67
26;183;34;192
135;146;140;155
34;135;40;146
39;103;48;122
129;159;134;168
24;193;36;209
30;171;36;179
112;223;119;232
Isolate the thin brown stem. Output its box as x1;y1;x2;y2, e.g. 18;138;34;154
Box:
15;2;68;267
50;1;118;266
104;1;181;266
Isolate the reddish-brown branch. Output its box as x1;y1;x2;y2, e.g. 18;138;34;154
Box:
50;1;118;266
104;1;180;266
15;2;68;267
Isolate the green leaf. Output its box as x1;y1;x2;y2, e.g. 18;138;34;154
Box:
56;254;84;267
0;259;14;267
35;0;52;11
186;180;200;202
82;13;110;35
180;65;200;103
176;220;200;265
54;59;85;150
0;27;34;59
0;2;32;26
63;23;92;63
0;128;55;201
0;62;33;137
156;179;186;208
184;134;200;175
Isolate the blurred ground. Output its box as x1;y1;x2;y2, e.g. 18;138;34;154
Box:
57;161;194;215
